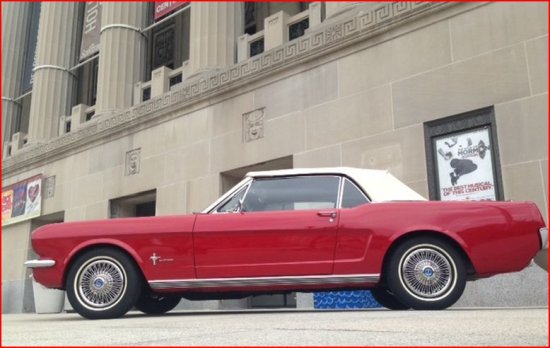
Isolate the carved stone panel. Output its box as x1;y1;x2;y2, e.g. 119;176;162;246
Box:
43;175;56;199
243;108;265;142
125;148;141;176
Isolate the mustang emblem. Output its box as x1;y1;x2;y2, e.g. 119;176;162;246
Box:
150;253;160;266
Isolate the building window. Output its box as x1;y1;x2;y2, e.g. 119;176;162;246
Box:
86;110;95;121
142;87;151;102
15;93;32;136
169;73;182;87
75;56;99;107
152;24;175;69
250;38;265;57
289;17;309;41
244;2;308;35
21;3;41;94
146;8;190;76
244;2;258;35
424;107;504;201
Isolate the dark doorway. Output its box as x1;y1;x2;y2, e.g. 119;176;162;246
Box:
110;190;156;218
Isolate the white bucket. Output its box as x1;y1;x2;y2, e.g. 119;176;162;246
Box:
32;278;65;314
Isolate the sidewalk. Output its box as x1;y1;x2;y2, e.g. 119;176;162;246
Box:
2;307;548;346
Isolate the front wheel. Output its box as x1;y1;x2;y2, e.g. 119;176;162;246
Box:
66;248;141;319
386;237;466;310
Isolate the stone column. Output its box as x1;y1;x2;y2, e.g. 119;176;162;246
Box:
188;2;243;77
2;2;31;146
27;3;80;144
95;3;148;114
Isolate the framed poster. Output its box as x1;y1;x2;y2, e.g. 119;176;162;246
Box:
2;175;42;226
424;107;503;201
434;127;496;201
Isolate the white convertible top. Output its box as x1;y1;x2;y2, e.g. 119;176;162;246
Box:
247;167;426;202
203;167;426;212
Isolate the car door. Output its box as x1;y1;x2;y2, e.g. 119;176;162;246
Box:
193;175;341;278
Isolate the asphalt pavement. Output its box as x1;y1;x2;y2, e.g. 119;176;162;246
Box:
2;307;548;346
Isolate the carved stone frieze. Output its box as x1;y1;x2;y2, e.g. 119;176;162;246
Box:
3;2;455;176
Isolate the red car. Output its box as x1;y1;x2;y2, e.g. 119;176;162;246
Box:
25;168;548;319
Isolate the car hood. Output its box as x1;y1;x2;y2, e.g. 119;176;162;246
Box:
32;214;198;241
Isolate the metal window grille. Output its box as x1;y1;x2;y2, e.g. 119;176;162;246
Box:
250;38;265;57
289;18;309;41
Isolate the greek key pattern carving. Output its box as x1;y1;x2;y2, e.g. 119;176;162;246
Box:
3;2;453;175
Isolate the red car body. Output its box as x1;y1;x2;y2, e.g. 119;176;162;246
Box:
26;168;548;318
32;200;545;290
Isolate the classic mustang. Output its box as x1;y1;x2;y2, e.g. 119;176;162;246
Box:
25;167;547;319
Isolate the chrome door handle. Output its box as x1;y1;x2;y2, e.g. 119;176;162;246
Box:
317;211;337;218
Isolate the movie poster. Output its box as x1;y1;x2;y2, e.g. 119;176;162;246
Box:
2;190;13;221
435;127;496;201
1;175;42;226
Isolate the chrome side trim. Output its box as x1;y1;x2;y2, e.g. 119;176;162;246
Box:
149;274;380;290
539;227;548;249
24;259;56;268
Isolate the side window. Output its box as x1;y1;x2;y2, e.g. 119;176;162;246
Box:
243;176;340;212
341;178;369;208
216;185;248;213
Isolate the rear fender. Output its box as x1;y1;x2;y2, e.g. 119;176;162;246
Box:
383;227;475;276
389;225;472;257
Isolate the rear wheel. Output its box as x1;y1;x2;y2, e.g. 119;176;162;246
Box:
66;248;141;319
136;292;181;315
370;286;410;310
386;237;466;310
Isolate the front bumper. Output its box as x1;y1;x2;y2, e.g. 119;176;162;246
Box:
24;259;56;268
533;227;548;271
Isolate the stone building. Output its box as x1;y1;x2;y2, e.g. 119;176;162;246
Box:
2;2;548;313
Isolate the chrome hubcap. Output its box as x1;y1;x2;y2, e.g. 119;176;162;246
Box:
401;247;453;299
77;258;126;310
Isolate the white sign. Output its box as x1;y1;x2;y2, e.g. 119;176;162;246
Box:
435;127;496;201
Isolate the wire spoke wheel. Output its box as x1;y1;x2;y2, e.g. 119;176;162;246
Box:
76;257;126;310
401;247;453;299
386;238;466;310
67;248;141;319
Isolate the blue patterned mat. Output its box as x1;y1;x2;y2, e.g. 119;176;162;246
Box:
314;290;382;309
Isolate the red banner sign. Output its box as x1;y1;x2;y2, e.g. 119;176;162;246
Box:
154;2;188;21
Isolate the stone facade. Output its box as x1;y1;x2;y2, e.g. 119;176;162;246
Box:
2;2;548;313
